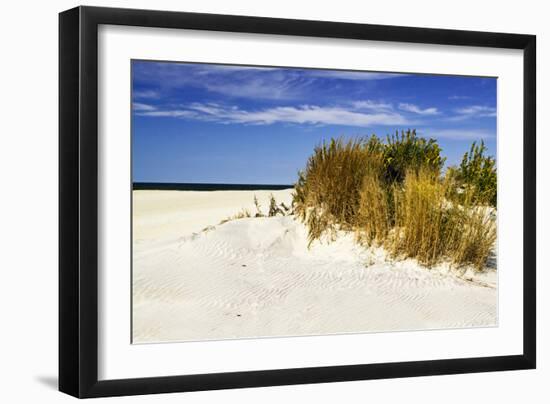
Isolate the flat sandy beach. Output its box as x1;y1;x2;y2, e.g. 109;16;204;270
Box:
132;189;497;343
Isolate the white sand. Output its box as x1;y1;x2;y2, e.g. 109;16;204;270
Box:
132;189;497;343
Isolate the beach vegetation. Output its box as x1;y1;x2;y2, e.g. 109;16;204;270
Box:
253;195;264;217
382;129;445;184
219;208;251;225
294;131;497;271
388;168;496;270
293;136;384;244
268;194;285;217
222;194;293;225
447;140;497;207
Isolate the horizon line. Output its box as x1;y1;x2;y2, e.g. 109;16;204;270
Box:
133;182;295;191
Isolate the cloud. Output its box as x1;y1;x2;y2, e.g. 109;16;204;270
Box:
448;95;471;100
421;128;495;140
191;64;278;74
446;105;496;121
398;103;439;115
455;106;496;116
351;100;394;112
132;102;156;112
202;76;313;101
133;61;408;101
307;71;407;81
134;63;312;100
133;90;160;99
136;102;412;127
138;110;198;118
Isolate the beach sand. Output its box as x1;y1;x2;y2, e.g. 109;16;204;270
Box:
132;189;497;343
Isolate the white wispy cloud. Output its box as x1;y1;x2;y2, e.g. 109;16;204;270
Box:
351;100;394;112
202;76;313;101
447;105;496;121
133;90;160;99
144;64;312;100
136;101;413;127
132;102;156;112
398;103;439;115
138;110;198;118
307;71;407;81
455;106;497;116
191;64;278;74
448;95;471;100
420;128;495;140
133;62;407;101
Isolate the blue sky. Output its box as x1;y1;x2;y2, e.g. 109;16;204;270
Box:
132;60;497;184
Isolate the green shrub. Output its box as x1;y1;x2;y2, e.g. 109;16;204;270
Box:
453;140;497;206
383;129;445;184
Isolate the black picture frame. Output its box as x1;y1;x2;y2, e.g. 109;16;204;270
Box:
59;6;536;398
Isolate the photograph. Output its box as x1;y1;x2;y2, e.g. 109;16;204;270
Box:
131;60;498;344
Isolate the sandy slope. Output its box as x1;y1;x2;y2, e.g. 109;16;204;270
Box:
132;189;497;343
133;189;294;242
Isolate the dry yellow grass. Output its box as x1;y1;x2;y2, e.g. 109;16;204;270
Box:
389;169;449;267
445;193;497;271
293;137;383;245
388;169;496;270
356;163;391;246
219;208;251;225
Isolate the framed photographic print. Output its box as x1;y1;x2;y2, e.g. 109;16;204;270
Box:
59;6;536;398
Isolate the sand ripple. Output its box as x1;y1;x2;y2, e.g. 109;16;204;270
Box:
133;215;497;343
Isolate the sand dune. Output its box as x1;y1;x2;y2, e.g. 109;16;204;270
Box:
132;189;497;343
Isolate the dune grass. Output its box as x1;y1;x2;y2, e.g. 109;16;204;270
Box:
293;137;384;244
389;168;449;267
222;194;292;226
356;158;391;246
219;208;251;225
388;168;495;270
294;130;497;271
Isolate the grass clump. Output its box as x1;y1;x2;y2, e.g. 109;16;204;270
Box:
445;192;497;270
219;208;251;225
221;194;292;225
387;169;496;270
356;157;391;246
389;169;449;266
294;136;384;244
253;195;264;217
268;193;289;217
294;130;497;271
